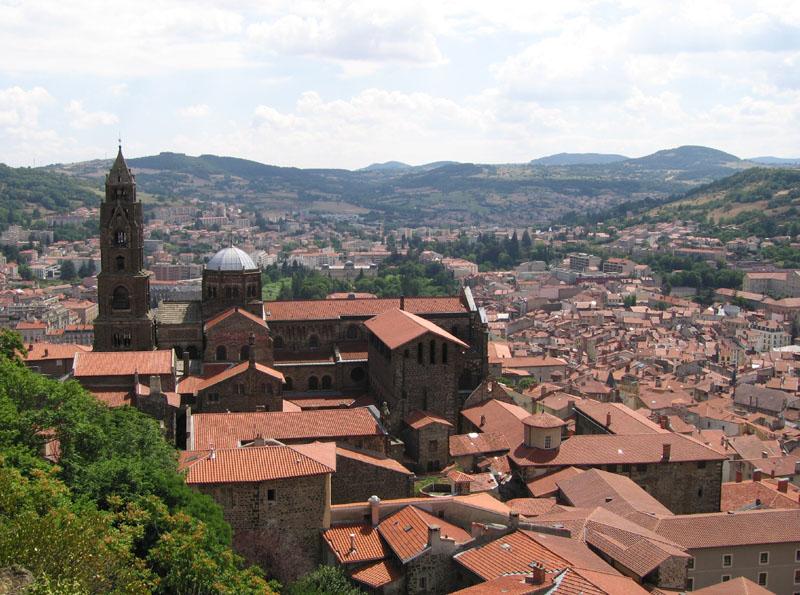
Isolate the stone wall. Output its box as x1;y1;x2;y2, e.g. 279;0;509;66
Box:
196;473;330;583
331;450;414;504
404;423;453;473
203;309;273;366
195;362;283;413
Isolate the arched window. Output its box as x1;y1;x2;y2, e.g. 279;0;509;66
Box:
417;343;423;364
112;286;130;310
322;375;332;389
442;343;448;364
308;376;319;390
430;340;436;364
240;345;250;361
115;255;125;271
114;230;127;246
309;335;320;349
346;324;359;340
273;336;284;349
216;345;227;361
285;377;293;390
350;367;365;382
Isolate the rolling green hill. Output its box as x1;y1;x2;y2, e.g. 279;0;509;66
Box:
38;145;777;227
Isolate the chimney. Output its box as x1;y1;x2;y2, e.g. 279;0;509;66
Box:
368;495;381;526
526;563;546;586
605;412;612;427
659;415;669;429
399;295;405;311
662;443;671;462
480;415;486;428
795;461;800;475
509;511;520;530
735;469;743;483
761;450;769;459
753;468;762;482
209;443;216;460
777;478;789;493
655;377;662;388
252;433;265;447
427;525;441;548
149;374;162;396
349;533;356;553
43;348;48;357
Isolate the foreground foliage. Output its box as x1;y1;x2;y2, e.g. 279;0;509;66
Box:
0;337;271;594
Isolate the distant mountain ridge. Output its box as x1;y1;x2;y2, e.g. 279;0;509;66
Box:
34;144;778;226
531;152;629;166
748;156;800;165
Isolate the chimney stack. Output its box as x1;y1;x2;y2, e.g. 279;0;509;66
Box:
661;443;671;462
659;415;668;429
655;377;662;388
777;478;789;493
605;412;612;427
368;495;381;526
509;511;520;530
149;374;162;396
753;468;762;482
480;415;486;427
427;525;441;548
526;563;546;586
349;533;356;553
399;295;405;311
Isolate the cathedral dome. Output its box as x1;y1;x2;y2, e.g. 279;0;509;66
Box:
206;246;257;271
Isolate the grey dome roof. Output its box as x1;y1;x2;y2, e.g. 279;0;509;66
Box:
206;246;257;271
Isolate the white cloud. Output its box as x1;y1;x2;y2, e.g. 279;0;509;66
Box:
65;100;118;129
178;104;211;118
109;83;129;96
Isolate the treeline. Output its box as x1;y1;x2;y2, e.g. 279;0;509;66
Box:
0;330;272;594
425;231;558;270
262;255;460;301
0;165;99;231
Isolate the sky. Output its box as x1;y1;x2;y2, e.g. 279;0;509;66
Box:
1;0;799;169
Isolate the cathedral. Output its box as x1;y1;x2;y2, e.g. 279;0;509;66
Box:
89;148;488;436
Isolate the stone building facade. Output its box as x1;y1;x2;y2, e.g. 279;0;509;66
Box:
402;410;454;473
331;447;415;504
193;359;284;413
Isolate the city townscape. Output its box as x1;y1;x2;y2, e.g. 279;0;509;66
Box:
2;3;800;595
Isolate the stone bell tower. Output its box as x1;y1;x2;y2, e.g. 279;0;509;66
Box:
93;145;155;351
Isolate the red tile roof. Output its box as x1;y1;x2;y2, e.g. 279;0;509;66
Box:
557;468;673;518
405;409;454;430
90;390;132;408
450;432;510;457
25;342;91;361
377;506;472;562
462;399;531;446
364;308;469;350
523;412;566;429
190;407;385;449
182;444;334;484
204;306;266;331
507;498;561;518
720;479;800;511
349;559;401;588
652;509;800;548
555;567;650;595
454;530;614;581
449;574;545;594
73;350;174;377
691;577;774;595
336;446;414;475
195;360;284;392
510;433;727;468
526;467;584;498
266;296;467;321
574;401;668;435
323;523;389;563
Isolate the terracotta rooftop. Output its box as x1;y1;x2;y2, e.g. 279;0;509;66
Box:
691;576;774;595
349;559;401;588
323;523;389;564
336;446;414;475
507;498;561;518
462;399;532;446
523;412;566;429
190;407;385;449
526;467;584;498
364;308;468;350
720;478;800;511
449;432;510;457
25;342;91;361
73;349;174;377
204;306;266;331
510;433;726;468
554;567;650;595
652;508;800;548
266;296;467;321
181;444;335;484
377;505;472;562
449;574;543;595
195;360;284;392
405;409;454;430
454;529;614;581
574;401;668;435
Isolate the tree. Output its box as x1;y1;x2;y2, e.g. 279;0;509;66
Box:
623;294;637;308
0;329;25;364
288;565;365;595
59;261;76;281
19;264;32;280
